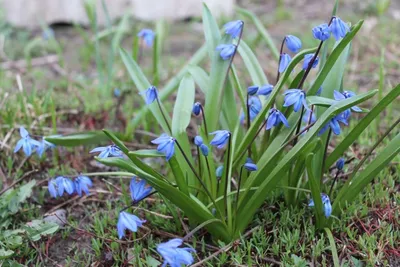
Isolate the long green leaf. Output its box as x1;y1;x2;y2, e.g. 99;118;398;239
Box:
188;66;210;94
325;228;340;267
172;75;195;135
237;40;268;85
306;153;325;229
45;131;109;146
235;90;377;234
326;84;400;169
202;3;221;59
332;131;400;214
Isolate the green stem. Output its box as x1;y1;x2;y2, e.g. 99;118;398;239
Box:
224;135;232;216
156;98;172;134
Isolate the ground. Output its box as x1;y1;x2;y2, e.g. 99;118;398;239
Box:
0;0;399;266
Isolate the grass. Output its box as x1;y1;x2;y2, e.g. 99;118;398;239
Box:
0;1;399;266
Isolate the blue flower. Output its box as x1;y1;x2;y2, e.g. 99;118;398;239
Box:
303;54;319;70
329;17;349;41
258;84;273;96
333;90;362;112
74;176;93;196
244;158;257;172
216;44;236;60
90;145;122;158
49;176;75;198
312;23;331;41
308;193;332;218
157;238;196;267
14;127;41;157
42;27;55;40
48;179;59;198
283;89;308;112
199;144;209;156
216;166;224;178
130;178;152;203
141;85;158;105
240;96;262;125
194;136;203;146
114;88;121;97
318;113;348;136
37;138;56;157
279;53;291;73
302;109;316;124
192;102;201;116
336;158;345;170
285;35;302;53
137;29;155;47
224;20;243;38
247;85;259;95
266;109;289;130
117;211;146;239
210;130;230;149
151;134;175;161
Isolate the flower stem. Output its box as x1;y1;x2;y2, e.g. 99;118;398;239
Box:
196;146;202;178
321;128;332;186
276;37;286;83
246;93;252;157
235;165;244;213
120;190;159;212
156;98;172;134
328;170;340;197
293;106;305;145
199;105;209;136
224;135;232;215
204;156;213;195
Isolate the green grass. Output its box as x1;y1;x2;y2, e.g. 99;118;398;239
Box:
0;2;399;266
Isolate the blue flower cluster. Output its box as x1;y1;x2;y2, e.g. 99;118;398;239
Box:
48;175;93;198
215;20;244;60
309;193;332;218
14;127;55;157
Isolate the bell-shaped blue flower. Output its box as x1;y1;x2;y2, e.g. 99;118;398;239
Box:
312;23;331;41
216;166;224;178
258;84;273;96
285;35;302;53
37;138;56;157
329;17;349;41
194;136;203;146
283;89;308;112
318;112;349;136
117;211;146;239
141;85;158;105
74;175;93;196
130;178;152;203
244;158;257;172
266;109;289;130
336;158;345;170
333;90;362;112
157;238;196;267
114;88;121;98
308;193;332;218
279;53;291;73
210;130;230;149
151;134;176;161
224;20;243;38
55;176;75;197
216;44;236;60
137;29;155;47
192;102;201;116
90;145;122;158
14;127;41;157
247;85;259;95
48;178;59;198
199;144;209;156
303;54;319;70
241;96;262;125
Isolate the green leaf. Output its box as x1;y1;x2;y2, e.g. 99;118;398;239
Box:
237;40;268;85
45;131;109;146
128;150;164;158
119;48;171;133
25;220;59;241
0;248;14;259
326;84;400;169
324;228;340;267
202;3;221;59
172;75;195;135
332;131;400;214
307;96;337;107
236;7;279;60
188;66;210;94
306;153;325;229
235;90;377;234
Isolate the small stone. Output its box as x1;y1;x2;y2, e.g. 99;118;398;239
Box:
44;209;67;227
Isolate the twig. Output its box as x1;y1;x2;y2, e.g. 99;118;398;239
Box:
0;169;39;196
0;55;59;70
